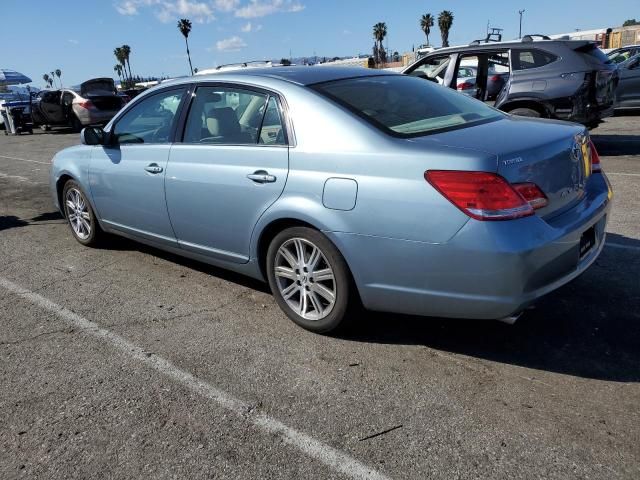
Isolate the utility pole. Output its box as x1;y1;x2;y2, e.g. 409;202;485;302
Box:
518;9;525;39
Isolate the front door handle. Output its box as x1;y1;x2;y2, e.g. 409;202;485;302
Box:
247;170;276;183
144;163;163;174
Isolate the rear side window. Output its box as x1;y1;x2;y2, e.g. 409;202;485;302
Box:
312;75;502;137
513;49;558;70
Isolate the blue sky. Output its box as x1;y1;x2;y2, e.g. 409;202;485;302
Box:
1;0;636;87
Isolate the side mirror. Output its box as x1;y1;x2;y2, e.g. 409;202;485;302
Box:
80;126;104;146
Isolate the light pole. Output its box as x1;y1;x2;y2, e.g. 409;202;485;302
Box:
518;9;525;39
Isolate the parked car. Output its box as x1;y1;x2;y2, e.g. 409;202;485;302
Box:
404;38;618;128
614;53;640;109
0;92;19;129
607;45;640;65
31;78;124;132
50;68;611;333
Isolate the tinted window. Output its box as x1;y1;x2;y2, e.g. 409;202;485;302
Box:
513;49;558;70
313;75;502;137
183;86;283;145
113;88;185;144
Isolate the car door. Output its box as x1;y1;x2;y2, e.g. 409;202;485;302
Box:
165;84;289;263
40;90;65;124
617;55;640;107
89;87;187;245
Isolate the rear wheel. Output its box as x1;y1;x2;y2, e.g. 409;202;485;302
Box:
266;227;354;333
70;115;83;133
507;107;542;118
62;180;102;247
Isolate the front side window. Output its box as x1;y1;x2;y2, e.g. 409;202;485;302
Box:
312;75;503;137
113;88;185;144
182;86;286;145
407;55;451;83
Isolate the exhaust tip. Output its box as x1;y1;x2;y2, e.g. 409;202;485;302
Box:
498;311;523;325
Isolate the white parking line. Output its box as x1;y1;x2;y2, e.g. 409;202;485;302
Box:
0;276;390;480
0;154;50;165
606;242;640;251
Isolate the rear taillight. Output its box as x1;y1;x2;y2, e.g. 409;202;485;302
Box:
489;75;501;82
457;82;474;91
78;100;94;109
589;139;601;173
425;170;536;221
512;183;548;209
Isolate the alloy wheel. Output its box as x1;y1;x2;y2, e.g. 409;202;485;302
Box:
274;237;336;321
65;188;91;240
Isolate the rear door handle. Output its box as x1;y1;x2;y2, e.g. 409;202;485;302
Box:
144;163;163;174
247;170;276;183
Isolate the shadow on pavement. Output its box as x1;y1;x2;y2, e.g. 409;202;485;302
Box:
339;232;640;383
0;211;63;232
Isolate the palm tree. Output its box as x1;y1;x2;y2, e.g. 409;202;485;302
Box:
55;69;62;88
438;10;454;48
372;22;387;66
49;71;57;88
114;64;123;84
177;19;194;75
121;45;133;81
420;13;434;46
42;74;50;88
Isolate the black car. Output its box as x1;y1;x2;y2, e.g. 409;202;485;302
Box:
403;37;618;127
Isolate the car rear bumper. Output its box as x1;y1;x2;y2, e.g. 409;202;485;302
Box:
329;173;612;320
74;108;118;126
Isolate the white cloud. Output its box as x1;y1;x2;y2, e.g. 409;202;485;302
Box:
114;0;214;23
215;35;247;51
67;39;79;45
240;21;261;32
214;0;239;11
235;0;304;18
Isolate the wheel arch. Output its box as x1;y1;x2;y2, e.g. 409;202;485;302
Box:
500;99;551;117
56;173;75;218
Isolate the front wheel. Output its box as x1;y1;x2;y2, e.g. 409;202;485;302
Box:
62;180;102;247
266;227;354;333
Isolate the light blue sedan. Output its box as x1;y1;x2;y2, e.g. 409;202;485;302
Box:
50;67;611;333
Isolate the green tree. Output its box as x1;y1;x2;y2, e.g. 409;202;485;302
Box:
114;47;127;81
121;45;133;81
280;58;292;66
373;22;388;65
438;10;454;47
42;74;50;88
623;19;639;27
55;69;62;88
114;64;124;83
420;13;434;45
177;19;194;75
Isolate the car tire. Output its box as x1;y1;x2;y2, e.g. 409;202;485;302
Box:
508;107;542;118
266;227;354;334
62;180;102;247
70;115;83;133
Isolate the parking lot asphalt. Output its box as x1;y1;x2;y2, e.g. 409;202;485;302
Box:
1;116;639;480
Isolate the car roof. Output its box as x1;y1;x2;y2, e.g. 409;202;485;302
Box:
173;66;396;87
424;39;593;55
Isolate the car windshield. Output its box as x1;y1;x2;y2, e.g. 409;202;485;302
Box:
312;75;502;137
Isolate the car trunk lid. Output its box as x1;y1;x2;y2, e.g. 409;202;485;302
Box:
412;116;590;218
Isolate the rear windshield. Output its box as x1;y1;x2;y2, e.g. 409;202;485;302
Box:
311;75;502;137
575;44;612;65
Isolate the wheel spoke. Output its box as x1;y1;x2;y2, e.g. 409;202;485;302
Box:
275;266;296;280
311;283;335;303
80;217;91;234
278;246;298;269
66;200;75;210
281;282;298;300
312;268;334;283
298;289;308;315
293;239;306;264
81;211;91;221
308;290;324;314
307;246;321;271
